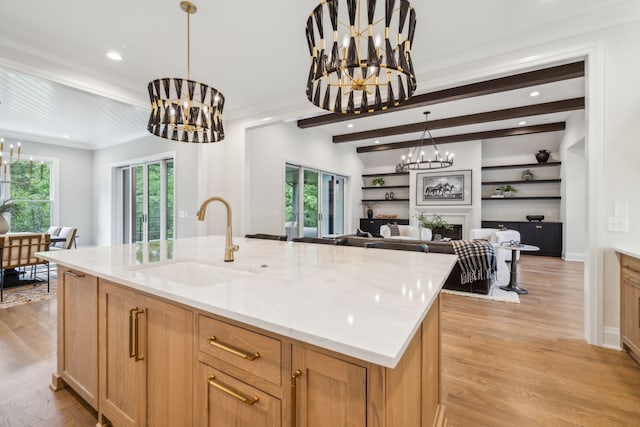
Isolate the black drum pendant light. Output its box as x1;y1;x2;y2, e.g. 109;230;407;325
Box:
305;0;417;114
147;1;225;142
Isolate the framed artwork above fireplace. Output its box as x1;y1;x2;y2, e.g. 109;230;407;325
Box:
416;169;472;206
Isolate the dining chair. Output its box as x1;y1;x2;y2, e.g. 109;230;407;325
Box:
0;233;50;302
51;227;77;250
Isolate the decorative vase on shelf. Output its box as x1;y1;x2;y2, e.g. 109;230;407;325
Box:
535;150;550;163
367;208;373;219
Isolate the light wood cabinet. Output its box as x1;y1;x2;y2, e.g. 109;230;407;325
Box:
292;346;367;427
621;254;640;365
51;267;99;409
99;280;193;427
196;362;281;427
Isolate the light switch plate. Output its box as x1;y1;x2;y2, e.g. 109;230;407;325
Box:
607;216;628;232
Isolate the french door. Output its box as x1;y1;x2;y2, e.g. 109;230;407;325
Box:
118;159;174;243
284;164;345;239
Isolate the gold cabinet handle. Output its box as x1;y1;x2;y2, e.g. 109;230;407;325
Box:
64;270;85;278
638;297;640;329
206;375;259;406
207;336;260;361
129;308;136;358
134;308;144;361
291;370;302;427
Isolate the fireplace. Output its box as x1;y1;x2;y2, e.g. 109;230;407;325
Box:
432;224;463;241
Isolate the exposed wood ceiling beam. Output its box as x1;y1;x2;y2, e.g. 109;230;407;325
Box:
333;97;584;143
356;122;566;153
298;61;584;129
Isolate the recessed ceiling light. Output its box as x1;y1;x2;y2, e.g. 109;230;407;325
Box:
530;90;540;97
106;51;122;61
261;117;273;122
63;134;71;139
347;123;354;128
518;121;527;126
374;140;380;144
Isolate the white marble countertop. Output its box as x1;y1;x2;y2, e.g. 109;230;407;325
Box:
615;247;640;259
38;236;457;368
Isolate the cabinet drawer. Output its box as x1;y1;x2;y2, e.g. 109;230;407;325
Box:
198;315;281;386
197;363;281;427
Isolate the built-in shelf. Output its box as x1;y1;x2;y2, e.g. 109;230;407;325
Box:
362;198;410;202
482;196;561;200
481;179;562;185
481;161;561;171
362;185;410;190
362;172;409;177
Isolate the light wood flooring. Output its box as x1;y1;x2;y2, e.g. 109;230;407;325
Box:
0;256;638;426
441;256;640;426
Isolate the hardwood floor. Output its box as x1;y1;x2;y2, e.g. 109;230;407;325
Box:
441;256;640;427
0;256;638;426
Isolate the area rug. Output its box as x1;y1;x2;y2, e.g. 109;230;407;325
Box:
441;259;520;303
0;281;57;309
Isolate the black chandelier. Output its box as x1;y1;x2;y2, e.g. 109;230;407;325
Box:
399;112;453;171
305;0;417;114
147;1;225;143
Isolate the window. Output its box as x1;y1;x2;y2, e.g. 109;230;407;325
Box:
3;159;53;232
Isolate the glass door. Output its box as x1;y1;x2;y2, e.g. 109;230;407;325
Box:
284;164;346;239
118;158;174;244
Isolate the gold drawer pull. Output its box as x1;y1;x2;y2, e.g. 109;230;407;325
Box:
291;370;302;427
64;270;85;278
206;375;260;406
207;336;260;361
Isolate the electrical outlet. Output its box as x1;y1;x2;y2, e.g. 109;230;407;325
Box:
179;210;188;219
607;216;628;232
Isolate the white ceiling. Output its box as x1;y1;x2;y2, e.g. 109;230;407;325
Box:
0;0;636;149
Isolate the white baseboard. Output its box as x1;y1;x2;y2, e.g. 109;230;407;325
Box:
563;252;585;262
602;326;621;350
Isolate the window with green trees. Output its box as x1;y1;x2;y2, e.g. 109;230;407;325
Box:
5;160;52;232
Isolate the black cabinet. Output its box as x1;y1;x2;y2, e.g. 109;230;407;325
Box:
360;218;409;237
481;220;563;257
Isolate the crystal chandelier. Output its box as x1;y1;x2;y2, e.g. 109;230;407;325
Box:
399;112;453;171
305;0;417;114
147;1;225;143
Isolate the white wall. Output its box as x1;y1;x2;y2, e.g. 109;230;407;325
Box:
560;112;587;261
245;122;364;235
92;135;201;246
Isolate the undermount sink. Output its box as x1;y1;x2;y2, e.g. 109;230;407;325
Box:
130;260;258;287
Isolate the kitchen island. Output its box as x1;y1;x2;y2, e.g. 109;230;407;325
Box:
39;235;457;427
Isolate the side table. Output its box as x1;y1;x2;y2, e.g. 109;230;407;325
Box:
495;243;540;294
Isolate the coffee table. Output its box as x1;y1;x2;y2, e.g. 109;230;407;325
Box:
495;243;539;295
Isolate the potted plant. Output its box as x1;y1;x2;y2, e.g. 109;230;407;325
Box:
0;199;18;234
415;213;453;240
500;184;518;197
371;177;385;186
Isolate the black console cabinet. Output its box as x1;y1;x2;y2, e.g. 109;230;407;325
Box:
482;220;563;257
360;218;409;237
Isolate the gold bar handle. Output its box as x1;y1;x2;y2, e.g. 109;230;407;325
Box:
64;270;85;278
291;370;302;427
206;375;259;406
129;308;136;358
638;297;640;328
134;308;144;361
207;336;260;361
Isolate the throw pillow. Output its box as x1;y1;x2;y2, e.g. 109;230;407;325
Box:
388;224;400;236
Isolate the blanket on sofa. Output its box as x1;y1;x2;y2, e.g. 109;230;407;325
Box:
451;240;497;285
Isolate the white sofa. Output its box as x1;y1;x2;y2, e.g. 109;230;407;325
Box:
380;224;432;241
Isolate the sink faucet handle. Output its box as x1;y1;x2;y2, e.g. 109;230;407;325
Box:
229;244;239;252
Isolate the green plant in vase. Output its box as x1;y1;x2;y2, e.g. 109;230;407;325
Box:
371;177;385;186
0;199;18;234
499;184;518;197
415;213;453;241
